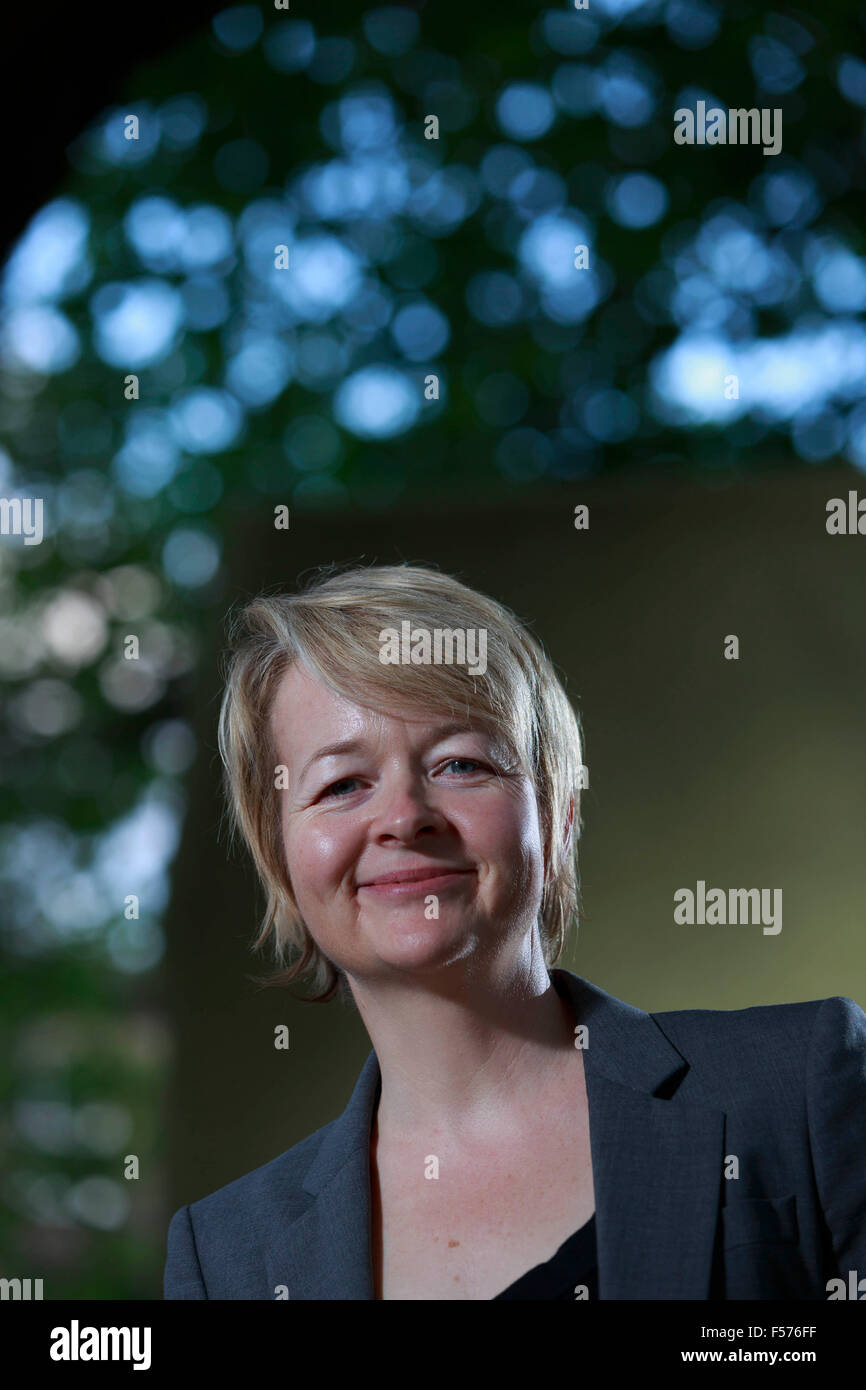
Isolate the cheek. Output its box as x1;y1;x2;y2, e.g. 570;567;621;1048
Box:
457;786;544;863
284;818;358;900
516;792;544;854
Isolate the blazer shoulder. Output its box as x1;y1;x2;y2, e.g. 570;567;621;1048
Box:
165;1115;347;1298
646;994;863;1097
652;992;864;1038
653;993;830;1034
180;1116;335;1229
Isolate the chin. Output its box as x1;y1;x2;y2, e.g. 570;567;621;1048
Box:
361;917;477;972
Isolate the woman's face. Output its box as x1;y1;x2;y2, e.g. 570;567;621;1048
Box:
270;662;546;981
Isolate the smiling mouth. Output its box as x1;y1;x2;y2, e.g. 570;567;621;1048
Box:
357;868;474;894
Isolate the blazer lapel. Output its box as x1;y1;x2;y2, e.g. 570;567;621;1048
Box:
554;969;725;1299
273;970;725;1300
264;1050;380;1299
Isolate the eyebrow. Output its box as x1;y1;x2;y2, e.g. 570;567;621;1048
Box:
296;721;485;784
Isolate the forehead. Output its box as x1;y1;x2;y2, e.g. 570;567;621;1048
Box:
270;663;368;749
268;662;473;756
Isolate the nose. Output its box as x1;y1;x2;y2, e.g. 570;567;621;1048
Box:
371;773;447;844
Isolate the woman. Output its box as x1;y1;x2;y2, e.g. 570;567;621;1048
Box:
164;563;866;1300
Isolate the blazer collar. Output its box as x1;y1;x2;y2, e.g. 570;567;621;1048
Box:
271;969;724;1299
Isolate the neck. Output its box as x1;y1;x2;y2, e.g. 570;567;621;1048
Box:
347;945;577;1141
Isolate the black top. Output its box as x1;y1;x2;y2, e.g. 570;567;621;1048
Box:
492;1214;598;1300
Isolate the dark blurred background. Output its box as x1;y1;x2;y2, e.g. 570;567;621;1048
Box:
1;0;865;1298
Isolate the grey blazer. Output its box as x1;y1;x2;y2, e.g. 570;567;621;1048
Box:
164;968;866;1299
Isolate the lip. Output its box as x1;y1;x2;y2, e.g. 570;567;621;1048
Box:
357;867;474;896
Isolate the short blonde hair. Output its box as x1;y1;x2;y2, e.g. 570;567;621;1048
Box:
217;563;584;1002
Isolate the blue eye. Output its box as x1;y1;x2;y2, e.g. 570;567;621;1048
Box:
320;760;486;798
323;778;360;798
